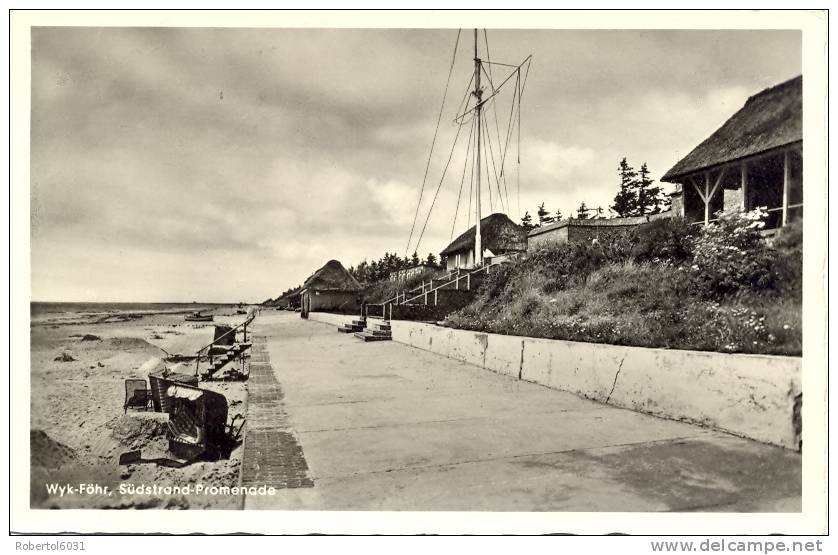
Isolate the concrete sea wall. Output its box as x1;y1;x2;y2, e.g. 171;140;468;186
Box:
389;320;801;450
308;312;355;327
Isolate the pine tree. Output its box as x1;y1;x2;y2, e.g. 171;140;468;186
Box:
612;157;639;217
520;211;535;231
537;202;554;226
636;162;665;215
410;251;420;267
595;206;605;219
657;191;672;214
554;209;563;221
638;162;670;214
576;202;591;220
426;253;437;267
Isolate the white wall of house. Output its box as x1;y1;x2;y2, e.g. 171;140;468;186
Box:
445;248;496;271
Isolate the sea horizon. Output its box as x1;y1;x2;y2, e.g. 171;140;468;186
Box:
30;301;246;317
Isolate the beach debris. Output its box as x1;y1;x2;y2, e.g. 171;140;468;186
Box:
104;337;159;351
81;334;101;341
118;450;142;466
164;353;196;363
117;449;192;468
54;352;76;362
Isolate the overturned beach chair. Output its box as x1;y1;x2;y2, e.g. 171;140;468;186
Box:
123;378;153;413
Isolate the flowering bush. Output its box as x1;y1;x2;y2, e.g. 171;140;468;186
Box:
690;207;775;296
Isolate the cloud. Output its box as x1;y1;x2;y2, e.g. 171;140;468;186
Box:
365;179;418;226
526;139;596;182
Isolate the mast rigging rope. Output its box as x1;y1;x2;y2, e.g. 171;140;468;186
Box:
404;29;461;258
412;105;467;257
450;115;477;242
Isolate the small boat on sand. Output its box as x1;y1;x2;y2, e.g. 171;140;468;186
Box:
184;311;213;322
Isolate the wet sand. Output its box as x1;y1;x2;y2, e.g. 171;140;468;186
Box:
30;306;251;509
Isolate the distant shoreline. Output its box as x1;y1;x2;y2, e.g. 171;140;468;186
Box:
29;302;248;325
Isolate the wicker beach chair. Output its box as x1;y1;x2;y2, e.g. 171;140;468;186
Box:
123;378;152;413
164;383;243;461
166;385;207;460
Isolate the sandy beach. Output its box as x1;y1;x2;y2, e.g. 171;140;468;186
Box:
30;304;252;509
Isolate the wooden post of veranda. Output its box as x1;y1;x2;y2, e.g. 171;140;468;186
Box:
704;171;711;225
782;150;790;226
741;162;748;211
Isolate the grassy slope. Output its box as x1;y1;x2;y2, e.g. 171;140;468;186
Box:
445;219;802;356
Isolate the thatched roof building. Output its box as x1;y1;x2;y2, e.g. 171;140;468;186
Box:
303;259;361;292
662;76;802;182
440;213;527;271
661;75;802;230
299;260;361;318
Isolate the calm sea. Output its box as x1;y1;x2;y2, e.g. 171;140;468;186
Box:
30;302;235;318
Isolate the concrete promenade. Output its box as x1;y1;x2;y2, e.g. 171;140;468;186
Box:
243;312;801;511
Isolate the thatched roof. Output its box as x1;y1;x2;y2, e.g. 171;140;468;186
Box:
302;259;361;292
661;75;802;182
440;213;528;256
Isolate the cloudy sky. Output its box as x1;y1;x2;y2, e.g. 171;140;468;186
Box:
30;27;801;302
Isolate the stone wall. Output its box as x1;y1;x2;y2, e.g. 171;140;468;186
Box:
670;192;685;217
724;187;744;212
527;215;676;250
527;225;569;249
567;224;635;245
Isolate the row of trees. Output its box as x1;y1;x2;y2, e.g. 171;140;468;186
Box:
270;251;440;302
520;201;605;231
518;158;670;231
348;251;439;285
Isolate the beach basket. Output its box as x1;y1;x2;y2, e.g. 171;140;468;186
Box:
148;370;199;413
165;383;230;460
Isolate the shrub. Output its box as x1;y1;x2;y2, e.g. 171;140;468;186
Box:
476;262;515;301
769;220;803;298
690;207;775;296
526;240;623;293
772;218;803;251
629;217;695;263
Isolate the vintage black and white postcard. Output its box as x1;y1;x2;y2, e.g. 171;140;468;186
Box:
9;9;829;538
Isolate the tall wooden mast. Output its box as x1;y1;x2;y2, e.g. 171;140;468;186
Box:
473;29;483;267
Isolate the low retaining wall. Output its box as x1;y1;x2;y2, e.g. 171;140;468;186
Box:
390;321;801;450
308;312;356;327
